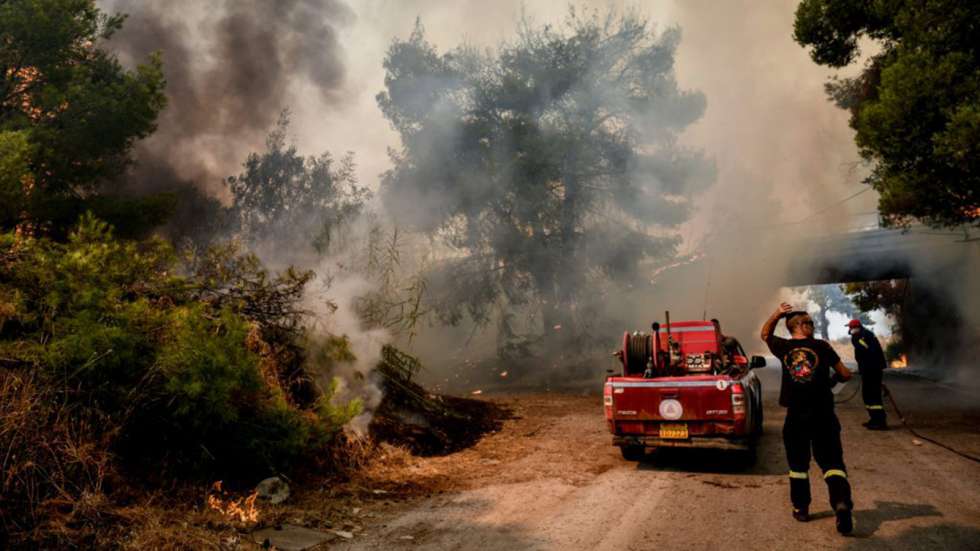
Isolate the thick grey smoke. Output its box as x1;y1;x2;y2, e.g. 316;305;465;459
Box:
356;2;977;388
367;7;720;389
101;0;353;198
93;0;975;386
100;0;394;425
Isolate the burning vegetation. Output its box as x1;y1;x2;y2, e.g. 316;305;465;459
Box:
207;482;260;526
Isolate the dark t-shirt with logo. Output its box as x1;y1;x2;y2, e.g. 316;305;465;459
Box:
765;336;841;415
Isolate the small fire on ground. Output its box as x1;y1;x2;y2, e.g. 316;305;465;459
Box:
207;481;259;524
890;354;908;369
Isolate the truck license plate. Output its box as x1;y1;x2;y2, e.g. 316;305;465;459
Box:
660;423;689;439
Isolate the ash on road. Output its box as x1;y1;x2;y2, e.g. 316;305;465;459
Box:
338;368;980;550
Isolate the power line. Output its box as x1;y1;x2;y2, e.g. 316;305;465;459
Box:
735;186;875;232
797;187;873;223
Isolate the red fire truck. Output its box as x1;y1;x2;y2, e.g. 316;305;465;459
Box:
604;317;766;460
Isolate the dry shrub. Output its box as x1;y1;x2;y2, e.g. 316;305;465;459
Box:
0;371;119;548
326;430;377;473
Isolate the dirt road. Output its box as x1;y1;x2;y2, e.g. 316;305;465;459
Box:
337;368;980;550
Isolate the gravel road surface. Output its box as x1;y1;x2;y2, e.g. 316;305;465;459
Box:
337;368;980;550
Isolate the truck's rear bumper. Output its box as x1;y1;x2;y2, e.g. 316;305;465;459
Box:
613;435;750;451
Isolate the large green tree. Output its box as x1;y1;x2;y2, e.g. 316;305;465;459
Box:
794;0;979;228
378;10;713;353
0;0;167;234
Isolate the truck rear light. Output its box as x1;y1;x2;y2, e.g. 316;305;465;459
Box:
731;383;746;415
603;382;613;425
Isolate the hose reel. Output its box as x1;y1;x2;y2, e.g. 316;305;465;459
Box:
622;331;654;376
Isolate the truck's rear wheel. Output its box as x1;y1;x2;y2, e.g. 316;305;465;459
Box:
620;445;645;461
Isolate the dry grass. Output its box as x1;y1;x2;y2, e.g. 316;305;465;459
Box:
0;370;117;548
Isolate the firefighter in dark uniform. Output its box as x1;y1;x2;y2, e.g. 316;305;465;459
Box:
847;319;888;430
761;303;854;535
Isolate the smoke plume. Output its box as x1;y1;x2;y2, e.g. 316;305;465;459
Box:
102;0;354;198
95;0;976;385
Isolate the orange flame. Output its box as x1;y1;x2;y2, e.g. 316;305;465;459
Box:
207;481;260;524
890;354;908;369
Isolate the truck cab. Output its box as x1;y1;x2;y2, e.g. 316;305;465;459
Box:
604;320;766;460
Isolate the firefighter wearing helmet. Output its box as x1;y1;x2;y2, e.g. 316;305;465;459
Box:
761;303;854;535
847;319;888;430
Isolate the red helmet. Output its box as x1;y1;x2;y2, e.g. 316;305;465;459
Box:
846;319;862;329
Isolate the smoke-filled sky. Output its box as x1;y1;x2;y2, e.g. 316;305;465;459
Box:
309;0;878;235
96;0;977;382
103;0;354;197
100;0;877;232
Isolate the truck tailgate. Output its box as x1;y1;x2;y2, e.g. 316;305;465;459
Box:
607;376;734;422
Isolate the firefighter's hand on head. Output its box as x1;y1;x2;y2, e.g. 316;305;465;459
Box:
776;303;793;317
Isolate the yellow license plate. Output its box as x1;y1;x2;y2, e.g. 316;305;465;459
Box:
660;423;689;439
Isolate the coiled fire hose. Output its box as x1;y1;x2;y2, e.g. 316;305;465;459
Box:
624;333;653;375
834;379;862;404
882;383;980;464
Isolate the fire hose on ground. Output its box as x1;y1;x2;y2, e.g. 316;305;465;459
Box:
882;382;980;465
835;377;980;463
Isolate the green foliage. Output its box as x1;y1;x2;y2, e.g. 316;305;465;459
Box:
378;9;713;351
227;112;370;254
794;0;980;228
0;214;361;479
317;376;364;429
159;307;263;425
0;0;167;233
842;279;908;348
843;279;907;319
0;130;33;227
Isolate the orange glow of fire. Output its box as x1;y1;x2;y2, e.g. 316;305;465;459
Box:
890;354;908;369
207;481;259;524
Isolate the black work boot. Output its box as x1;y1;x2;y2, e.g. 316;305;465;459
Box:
835;503;853;535
867;410;888;430
792;507;809;522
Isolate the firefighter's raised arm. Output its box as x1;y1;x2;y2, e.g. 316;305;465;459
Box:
760;302;793;342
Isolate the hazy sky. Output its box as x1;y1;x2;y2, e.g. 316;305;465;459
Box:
286;0;877;247
101;0;878;257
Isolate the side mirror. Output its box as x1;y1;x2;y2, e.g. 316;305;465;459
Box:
750;355;767;369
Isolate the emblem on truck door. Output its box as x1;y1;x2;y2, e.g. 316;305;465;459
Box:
659;399;683;420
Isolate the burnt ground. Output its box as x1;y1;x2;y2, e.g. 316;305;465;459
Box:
327;367;980;550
